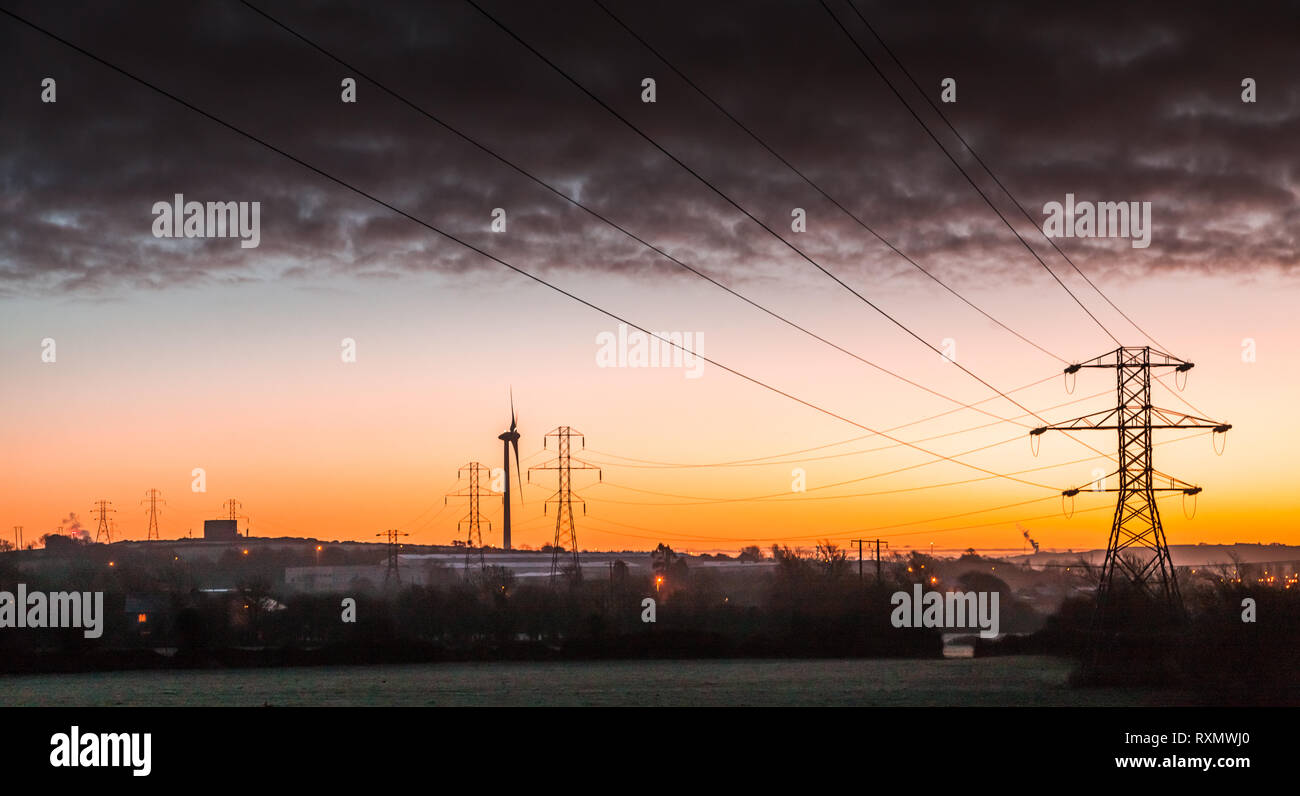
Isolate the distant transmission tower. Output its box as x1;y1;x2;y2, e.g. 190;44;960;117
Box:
375;529;409;584
221;499;245;536
529;427;601;583
91;499;115;543
141;488;165;541
1031;347;1230;612
446;462;493;571
12;526;22;550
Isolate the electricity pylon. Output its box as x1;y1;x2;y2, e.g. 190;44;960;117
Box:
221;499;246;536
446;462;493;571
91;500;115;543
375;529;409;584
141;489;165;541
222;498;242;521
1030;347;1230;612
529;427;601;584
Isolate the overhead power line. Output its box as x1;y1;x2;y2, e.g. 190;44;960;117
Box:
583;491;1180;546
460;0;1121;467
240;0;1039;433
817;0;1124;347
585;381;1106;469
590;430;1208;506
590;0;1067;365
0;8;1065;498
841;0;1172;354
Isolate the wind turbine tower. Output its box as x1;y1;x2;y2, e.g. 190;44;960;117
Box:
497;391;523;551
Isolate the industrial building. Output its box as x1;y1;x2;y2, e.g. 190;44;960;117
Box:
203;519;239;541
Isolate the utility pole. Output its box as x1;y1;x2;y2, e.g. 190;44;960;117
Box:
852;539;888;582
446;462;493;572
529;427;601;584
1031;347;1230;618
91;500;115;543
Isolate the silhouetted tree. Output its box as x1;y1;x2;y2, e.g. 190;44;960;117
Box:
815;541;849;579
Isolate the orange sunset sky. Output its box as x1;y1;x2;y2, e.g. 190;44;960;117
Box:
1;1;1297;555
1;267;1292;554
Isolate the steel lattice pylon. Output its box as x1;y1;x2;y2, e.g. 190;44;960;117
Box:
529;426;601;584
375;529;409;584
141;488;165;541
446;462;493;572
91;499;115;543
1031;347;1231;612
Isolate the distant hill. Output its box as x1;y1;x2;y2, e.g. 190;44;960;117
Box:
1011;542;1300;568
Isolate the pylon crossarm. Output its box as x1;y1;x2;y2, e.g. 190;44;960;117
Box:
1080;484;1199;494
1148;406;1231;429
1063;468;1198;495
1043;419;1227;432
1151;470;1199;490
1061;467;1120;496
1031;407;1121;434
1070;347;1192;369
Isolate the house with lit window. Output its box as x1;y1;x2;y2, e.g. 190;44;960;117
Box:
123;594;170;637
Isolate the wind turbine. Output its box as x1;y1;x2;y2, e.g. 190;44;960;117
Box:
497;390;524;550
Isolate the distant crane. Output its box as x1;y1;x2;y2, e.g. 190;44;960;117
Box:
1017;523;1039;556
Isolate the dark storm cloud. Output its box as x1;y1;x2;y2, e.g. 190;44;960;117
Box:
0;0;1296;298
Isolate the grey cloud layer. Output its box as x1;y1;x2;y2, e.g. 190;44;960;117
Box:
1;0;1296;299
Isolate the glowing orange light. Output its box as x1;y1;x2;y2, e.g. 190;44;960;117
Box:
108;561;115;567
137;613;147;623
242;549;249;555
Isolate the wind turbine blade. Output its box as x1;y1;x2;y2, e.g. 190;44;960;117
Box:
509;387;517;432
